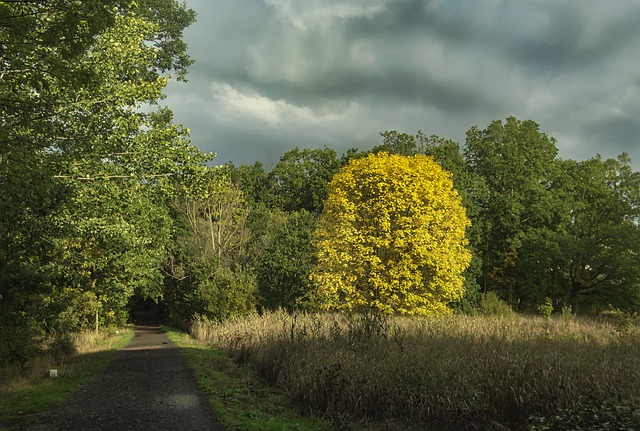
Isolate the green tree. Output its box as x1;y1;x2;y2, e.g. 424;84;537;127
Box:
374;131;420;156
1;2;138;343
43;5;203;328
164;168;257;325
226;161;278;209
557;155;640;311
464;117;563;307
269;147;341;214
311;152;471;316
256;210;318;310
0;0;203;362
179;169;251;266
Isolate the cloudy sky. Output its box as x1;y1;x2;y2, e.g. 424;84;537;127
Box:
162;0;640;170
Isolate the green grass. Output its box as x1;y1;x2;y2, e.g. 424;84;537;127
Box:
187;311;640;431
164;327;336;431
0;329;133;430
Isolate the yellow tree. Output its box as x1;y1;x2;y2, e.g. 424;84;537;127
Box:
311;152;471;315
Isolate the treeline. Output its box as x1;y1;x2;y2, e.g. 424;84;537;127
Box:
1;2;639;367
208;123;640;321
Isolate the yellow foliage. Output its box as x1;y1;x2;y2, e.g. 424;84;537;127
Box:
311;152;471;316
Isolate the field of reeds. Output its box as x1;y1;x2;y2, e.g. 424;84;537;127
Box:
190;311;640;430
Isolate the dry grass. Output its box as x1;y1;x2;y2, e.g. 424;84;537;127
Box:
0;328;129;394
190;311;640;430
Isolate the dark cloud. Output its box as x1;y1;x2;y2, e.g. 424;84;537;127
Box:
584;116;640;156
504;3;640;76
163;0;640;169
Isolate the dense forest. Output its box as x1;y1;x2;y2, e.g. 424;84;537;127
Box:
1;1;639;367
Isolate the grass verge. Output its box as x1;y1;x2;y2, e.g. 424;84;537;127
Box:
164;327;335;431
0;328;133;430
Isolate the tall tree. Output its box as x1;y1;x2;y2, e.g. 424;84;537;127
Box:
312;152;471;316
269;146;341;214
226;161;278;209
42;4;203;326
177;168;251;267
557;155;640;311
377;131;487;308
256;210;318;310
0;0;203;362
464;117;563;307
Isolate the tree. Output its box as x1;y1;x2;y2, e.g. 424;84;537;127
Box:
41;5;203;327
0;0;202;362
269;147;341;214
556;155;640;312
376;130;487;309
256;210;318;310
311;152;471;316
374;131;420;156
0;2;139;327
226;161;277;209
164;168;257;325
464;117;563;307
178;169;251;266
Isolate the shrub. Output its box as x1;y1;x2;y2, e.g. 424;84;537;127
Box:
478;291;513;317
189;264;257;321
166;260;258;326
538;297;554;319
0;311;43;368
255;210;318;311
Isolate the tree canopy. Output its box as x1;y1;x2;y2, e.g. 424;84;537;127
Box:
311;152;472;315
0;0;208;364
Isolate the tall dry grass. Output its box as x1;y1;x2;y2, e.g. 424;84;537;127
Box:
191;311;640;430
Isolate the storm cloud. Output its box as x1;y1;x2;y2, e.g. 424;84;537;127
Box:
163;0;640;169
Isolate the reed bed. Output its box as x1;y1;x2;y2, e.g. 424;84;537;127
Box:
191;311;640;430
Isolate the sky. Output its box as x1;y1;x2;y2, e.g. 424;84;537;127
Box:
162;0;640;170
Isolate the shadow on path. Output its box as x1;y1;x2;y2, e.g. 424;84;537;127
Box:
23;325;224;431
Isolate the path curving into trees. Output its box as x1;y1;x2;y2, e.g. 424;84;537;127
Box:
22;326;224;431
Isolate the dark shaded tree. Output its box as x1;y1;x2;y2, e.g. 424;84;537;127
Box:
464;117;564;308
556;155;640;312
256;210;318;310
269;147;341;214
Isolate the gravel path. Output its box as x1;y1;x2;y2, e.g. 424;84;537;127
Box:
22;325;224;431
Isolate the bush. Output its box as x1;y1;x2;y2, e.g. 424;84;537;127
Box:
478;291;513;317
47;332;77;365
0;311;43;368
538;297;554;319
188;262;258;322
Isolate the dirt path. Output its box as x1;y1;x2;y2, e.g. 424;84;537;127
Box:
22;325;224;431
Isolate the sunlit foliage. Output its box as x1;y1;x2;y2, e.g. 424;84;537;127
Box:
312;153;471;315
